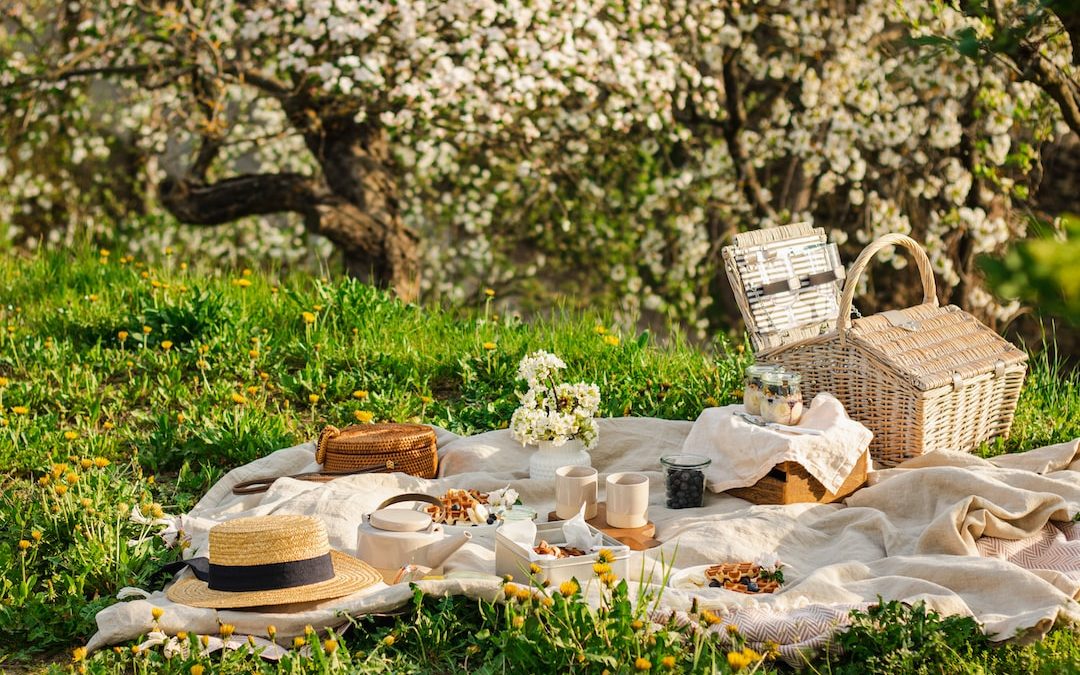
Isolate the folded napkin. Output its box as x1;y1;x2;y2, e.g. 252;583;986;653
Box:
683;393;872;494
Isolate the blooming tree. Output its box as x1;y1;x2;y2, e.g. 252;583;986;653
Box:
1;1;1076;330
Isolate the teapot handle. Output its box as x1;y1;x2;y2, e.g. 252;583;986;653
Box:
377;493;445;522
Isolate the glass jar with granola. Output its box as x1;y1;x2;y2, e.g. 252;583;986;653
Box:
761;370;803;425
743;363;781;415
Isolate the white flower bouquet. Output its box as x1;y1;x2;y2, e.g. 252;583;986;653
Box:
510;350;601;450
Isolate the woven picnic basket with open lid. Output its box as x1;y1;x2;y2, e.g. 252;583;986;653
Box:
724;227;1028;467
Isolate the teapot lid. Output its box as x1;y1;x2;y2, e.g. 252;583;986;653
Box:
370;508;433;532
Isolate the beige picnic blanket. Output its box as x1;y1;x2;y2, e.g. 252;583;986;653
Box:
87;418;1080;665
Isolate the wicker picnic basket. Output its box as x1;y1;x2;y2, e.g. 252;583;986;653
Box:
316;423;438;478
725;230;1028;466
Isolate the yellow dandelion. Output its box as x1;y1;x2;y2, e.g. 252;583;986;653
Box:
354;410;374;423
200;634;210;647
246;386;259;396
597;549;615;563
603;334;620;346
248;349;259;358
259;372;270;381
231;393;247;404
152;607;164;620
484;288;496;297
12;406;28;415
302;311;316;324
99;248;110;257
219;623;235;638
0;377;7;387
72;646;87;662
64;431;80;441
267;625;277;639
164;246;174;256
420;395;433;404
102;421;115;430
130;644;140;654
482;342;497;350
31;530;42;542
726;623;740;635
323;638;338;654
511;615;525;629
661;655;676;670
234;278;252;288
180;262;188;271
79;457;92;469
140;271;149;279
600;572;618;587
293;636;306;649
55;485;68;496
196;360;209;369
38;475;50;486
18;539;30;551
151;503;164;518
177;413;185;424
352;390;368;400
529;563;542;575
634;657;652;671
593;562;611;576
313;304;323;311
190;665;205;675
242;268;252;276
80;498;92;508
151;280;162;289
594;325;607;335
705;396;719;407
142;325;152;334
65;472;79;485
382;635;395;647
161;341;173;351
701;610;721;626
631;620;644;631
308;394;319;404
147;475;156;485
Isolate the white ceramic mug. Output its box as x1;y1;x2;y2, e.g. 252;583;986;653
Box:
605;472;649;528
555;465;598;520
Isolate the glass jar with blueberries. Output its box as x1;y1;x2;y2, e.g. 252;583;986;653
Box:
660;454;711;509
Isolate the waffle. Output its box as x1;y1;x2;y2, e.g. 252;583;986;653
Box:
703;563;780;594
424;489;492;526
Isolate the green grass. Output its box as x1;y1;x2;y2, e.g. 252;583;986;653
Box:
1;247;1079;673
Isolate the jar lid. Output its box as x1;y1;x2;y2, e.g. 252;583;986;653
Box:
660;454;712;469
746;363;782;376
370;508;433;532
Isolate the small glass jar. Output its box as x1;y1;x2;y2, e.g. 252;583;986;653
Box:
660;454;711;509
761;371;803;426
500;505;537;522
743;363;780;415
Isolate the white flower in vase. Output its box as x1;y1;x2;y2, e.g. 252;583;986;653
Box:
510;350;600;451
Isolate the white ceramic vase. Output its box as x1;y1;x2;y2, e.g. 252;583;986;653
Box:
529;438;591;481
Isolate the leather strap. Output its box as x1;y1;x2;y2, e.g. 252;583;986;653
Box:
231;460;396;495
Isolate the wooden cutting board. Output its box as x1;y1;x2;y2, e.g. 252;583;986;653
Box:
547;502;660;551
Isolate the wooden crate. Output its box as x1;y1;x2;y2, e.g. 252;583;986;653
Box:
727;452;868;505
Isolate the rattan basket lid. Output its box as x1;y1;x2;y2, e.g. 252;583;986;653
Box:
316;423;436;464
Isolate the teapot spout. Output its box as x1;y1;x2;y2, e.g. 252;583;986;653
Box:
423;531;472;569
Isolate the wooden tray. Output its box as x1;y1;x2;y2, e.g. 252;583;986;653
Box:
547;502;660;551
727;452;868;505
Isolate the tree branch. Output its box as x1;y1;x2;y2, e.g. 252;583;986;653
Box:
720;53;777;220
158;173;322;225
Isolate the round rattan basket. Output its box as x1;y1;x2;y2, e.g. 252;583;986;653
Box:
316;423;438;478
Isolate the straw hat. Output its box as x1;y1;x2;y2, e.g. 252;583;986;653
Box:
167;515;381;609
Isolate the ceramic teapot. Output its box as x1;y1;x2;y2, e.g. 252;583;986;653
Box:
356;493;471;576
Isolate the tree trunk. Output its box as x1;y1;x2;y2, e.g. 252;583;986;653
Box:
306;118;419;300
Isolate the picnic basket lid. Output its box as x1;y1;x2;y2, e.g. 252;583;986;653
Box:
835;234;1027;391
722;222;846;351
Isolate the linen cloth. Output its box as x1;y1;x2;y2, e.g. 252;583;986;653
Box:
682;393;873;493
87;418;1080;665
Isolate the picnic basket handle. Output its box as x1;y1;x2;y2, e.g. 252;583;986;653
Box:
837;233;937;346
